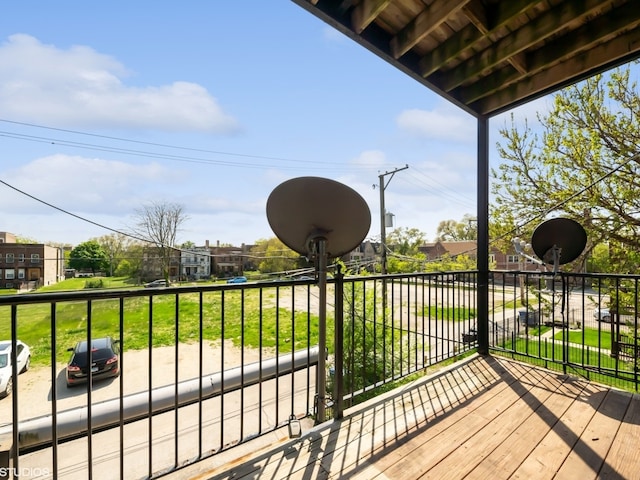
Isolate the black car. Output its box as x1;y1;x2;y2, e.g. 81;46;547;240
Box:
66;336;120;387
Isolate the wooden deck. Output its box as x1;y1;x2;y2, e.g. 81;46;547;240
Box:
173;354;640;480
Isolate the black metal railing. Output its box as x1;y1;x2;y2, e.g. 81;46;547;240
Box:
5;269;638;478
489;271;640;391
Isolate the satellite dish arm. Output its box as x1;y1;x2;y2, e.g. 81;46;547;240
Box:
542;245;562;274
521;252;545;267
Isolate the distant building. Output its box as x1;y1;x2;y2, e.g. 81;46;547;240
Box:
181;242;211;280
420;240;540;272
341;240;379;271
0;231;65;289
210;241;251;277
140;245;181;281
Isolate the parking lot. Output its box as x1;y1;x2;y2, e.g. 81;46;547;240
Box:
0;341;264;425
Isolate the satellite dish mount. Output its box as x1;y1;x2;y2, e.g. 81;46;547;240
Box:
266;177;371;424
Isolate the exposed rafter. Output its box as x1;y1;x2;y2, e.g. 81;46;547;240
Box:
292;0;640;117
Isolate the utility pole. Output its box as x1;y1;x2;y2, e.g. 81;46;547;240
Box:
378;165;409;274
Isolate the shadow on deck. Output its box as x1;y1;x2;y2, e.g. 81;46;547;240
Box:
168;354;640;480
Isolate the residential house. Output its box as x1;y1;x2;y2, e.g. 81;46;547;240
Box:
210;241;253;278
181;242;211;280
420;239;542;272
140;245;181;281
341;240;379;271
0;231;65;289
418;240;450;261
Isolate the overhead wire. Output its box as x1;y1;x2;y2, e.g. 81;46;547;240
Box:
0;119;383;172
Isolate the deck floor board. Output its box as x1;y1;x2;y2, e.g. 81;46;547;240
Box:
168;354;640;480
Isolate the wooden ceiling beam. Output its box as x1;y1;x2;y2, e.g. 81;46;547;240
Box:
352;0;392;34
418;0;541;77
470;26;640;116
463;1;528;74
390;0;472;59
457;1;640;108
439;0;611;92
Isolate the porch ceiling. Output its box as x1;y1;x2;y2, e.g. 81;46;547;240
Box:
292;0;640;118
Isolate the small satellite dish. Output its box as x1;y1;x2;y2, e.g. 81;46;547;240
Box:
266;177;371;259
531;217;587;266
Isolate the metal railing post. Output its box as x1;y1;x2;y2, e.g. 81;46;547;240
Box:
334;266;344;420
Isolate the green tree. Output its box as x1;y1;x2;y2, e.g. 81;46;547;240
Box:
92;233;136;277
251;238;303;274
69;241;109;274
492;63;640;272
384;227;427;273
386;227;426;256
114;243;145;278
436;214;477;241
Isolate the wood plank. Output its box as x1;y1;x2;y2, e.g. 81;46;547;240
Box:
328;356;530;480
554;388;632;480
595;392;640;479
509;381;609;480
215;355;504;480
406;366;580;479
284;356;515;480
172;357;640;480
462;377;590;479
358;361;555;479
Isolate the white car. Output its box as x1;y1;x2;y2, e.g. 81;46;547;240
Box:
594;308;612;322
0;340;31;398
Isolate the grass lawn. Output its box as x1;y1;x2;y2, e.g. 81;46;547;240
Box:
424;306;477;321
0;285;324;367
37;276;138;292
553;327;614;349
501;332;638;392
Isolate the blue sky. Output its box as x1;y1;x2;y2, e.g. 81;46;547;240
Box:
0;1;543;247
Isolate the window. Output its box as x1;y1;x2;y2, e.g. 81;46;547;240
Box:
5;253;14;263
17;269;25;279
30;254;40;263
18;254;24;262
5;269;15;280
507;255;519;264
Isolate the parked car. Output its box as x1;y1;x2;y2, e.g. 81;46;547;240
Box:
66;336;120;387
144;279;169;288
594;308;612;322
0;340;31;398
227;276;247;284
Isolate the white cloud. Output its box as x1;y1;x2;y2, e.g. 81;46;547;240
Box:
349;150;387;168
2;154;176;214
0;34;239;133
396;105;475;142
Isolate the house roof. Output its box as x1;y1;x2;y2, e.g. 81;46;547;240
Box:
440;240;478;256
292;0;640;117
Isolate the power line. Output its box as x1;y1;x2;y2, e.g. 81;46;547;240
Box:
0;177;149;243
0;119;384;171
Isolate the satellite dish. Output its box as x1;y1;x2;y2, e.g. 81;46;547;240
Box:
266;177;371;259
531;217;587;267
266;176;371;424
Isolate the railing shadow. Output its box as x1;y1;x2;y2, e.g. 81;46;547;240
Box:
200;354;506;479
